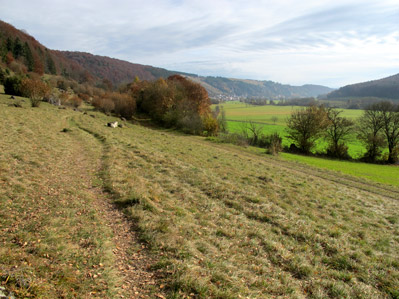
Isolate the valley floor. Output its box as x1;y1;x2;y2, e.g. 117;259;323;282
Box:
1;96;399;298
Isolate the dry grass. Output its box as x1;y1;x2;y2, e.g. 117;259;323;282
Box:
73;110;399;298
1;94;398;298
0;96;120;297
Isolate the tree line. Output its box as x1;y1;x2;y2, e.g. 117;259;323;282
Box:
286;103;399;164
1;69;221;136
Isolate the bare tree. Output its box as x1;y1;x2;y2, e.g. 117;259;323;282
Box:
325;108;354;158
358;101;399;163
286;105;329;154
357;104;386;162
378;102;399;163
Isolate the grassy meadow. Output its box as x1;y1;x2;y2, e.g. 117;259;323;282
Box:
0;95;120;297
216;101;366;158
1;94;399;298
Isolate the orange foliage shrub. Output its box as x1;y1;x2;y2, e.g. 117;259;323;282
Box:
92;96;115;114
111;93;136;119
20;77;50;107
68;95;83;108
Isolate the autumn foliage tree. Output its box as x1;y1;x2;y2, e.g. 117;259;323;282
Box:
20;77;50;107
134;75;214;134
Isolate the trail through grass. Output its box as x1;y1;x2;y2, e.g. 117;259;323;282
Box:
72;107;399;298
0;96;163;298
1;95;399;298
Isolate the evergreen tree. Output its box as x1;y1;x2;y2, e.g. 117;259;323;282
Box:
6;37;13;52
0;39;7;62
12;37;23;59
23;42;34;72
45;50;56;74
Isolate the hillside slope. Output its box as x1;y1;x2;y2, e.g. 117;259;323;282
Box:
190;76;334;99
0;20;88;81
61;51;196;85
1;93;398;298
0;95;165;298
0;20;192;85
327;73;399;99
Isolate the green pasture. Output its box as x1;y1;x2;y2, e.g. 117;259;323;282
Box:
217;101;363;125
281;153;399;187
216;101;366;158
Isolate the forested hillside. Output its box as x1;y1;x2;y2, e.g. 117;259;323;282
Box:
190;76;334;99
61;51;196;86
327;73;399;100
0;20;87;82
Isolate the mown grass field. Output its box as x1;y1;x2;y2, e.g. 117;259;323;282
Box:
216;101;366;158
1;94;399;298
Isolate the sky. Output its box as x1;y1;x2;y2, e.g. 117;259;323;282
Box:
0;0;398;87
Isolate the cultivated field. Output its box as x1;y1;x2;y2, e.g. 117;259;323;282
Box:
1;95;399;298
217;102;365;158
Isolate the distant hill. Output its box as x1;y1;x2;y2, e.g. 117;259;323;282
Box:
61;51;196;85
1;19;332;99
189;76;334;99
327;73;399;100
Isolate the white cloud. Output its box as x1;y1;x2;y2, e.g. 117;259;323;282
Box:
0;0;398;87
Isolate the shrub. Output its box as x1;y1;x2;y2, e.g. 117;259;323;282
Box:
202;114;219;136
265;133;283;155
92;96;115;114
4;76;22;96
78;93;91;103
20;78;50;107
68;95;82;108
178;113;203;135
326;142;350;159
58;92;70;106
111;93;136;119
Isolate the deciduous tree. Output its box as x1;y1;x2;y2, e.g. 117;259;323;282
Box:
286;105;328;154
357;103;386;162
358;102;399;163
377;102;399;163
325;108;354;158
